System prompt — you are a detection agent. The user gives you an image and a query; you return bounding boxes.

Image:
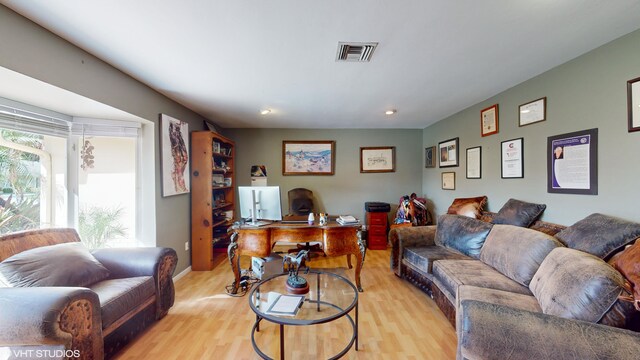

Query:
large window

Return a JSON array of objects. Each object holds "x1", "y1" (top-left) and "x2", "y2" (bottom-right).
[{"x1": 0, "y1": 101, "x2": 154, "y2": 248}]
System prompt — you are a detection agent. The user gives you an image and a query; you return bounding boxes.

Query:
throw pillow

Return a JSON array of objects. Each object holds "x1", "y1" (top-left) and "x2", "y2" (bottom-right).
[
  {"x1": 555, "y1": 213, "x2": 640, "y2": 260},
  {"x1": 435, "y1": 214, "x2": 493, "y2": 259},
  {"x1": 530, "y1": 247, "x2": 625, "y2": 324},
  {"x1": 447, "y1": 196, "x2": 487, "y2": 219},
  {"x1": 0, "y1": 242, "x2": 110, "y2": 287},
  {"x1": 613, "y1": 240, "x2": 640, "y2": 310},
  {"x1": 492, "y1": 198, "x2": 546, "y2": 227}
]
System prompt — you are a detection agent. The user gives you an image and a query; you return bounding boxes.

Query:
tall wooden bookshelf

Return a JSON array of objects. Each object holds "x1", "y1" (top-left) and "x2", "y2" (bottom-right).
[{"x1": 191, "y1": 131, "x2": 235, "y2": 271}]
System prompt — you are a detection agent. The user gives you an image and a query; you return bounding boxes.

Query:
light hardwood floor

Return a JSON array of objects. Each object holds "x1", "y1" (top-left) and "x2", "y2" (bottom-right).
[{"x1": 114, "y1": 248, "x2": 457, "y2": 359}]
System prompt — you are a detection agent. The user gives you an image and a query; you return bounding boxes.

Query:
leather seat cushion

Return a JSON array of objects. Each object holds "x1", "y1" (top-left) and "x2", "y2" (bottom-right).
[
  {"x1": 90, "y1": 276, "x2": 155, "y2": 329},
  {"x1": 404, "y1": 246, "x2": 471, "y2": 274},
  {"x1": 456, "y1": 285, "x2": 542, "y2": 314},
  {"x1": 433, "y1": 260, "x2": 531, "y2": 301}
]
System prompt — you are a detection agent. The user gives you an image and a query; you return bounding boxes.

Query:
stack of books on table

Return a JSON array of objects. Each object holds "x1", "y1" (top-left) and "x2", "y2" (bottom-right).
[{"x1": 336, "y1": 215, "x2": 359, "y2": 225}]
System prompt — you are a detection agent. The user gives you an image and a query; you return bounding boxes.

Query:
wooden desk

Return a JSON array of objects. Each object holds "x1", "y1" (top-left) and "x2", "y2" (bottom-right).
[{"x1": 228, "y1": 220, "x2": 366, "y2": 294}]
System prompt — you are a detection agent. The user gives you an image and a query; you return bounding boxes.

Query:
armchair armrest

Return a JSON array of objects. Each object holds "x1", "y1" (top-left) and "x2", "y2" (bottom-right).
[
  {"x1": 457, "y1": 299, "x2": 640, "y2": 360},
  {"x1": 0, "y1": 287, "x2": 103, "y2": 360},
  {"x1": 92, "y1": 247, "x2": 178, "y2": 319},
  {"x1": 389, "y1": 225, "x2": 436, "y2": 276}
]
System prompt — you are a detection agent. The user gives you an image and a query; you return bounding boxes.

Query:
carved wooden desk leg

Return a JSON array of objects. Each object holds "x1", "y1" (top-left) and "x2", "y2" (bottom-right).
[
  {"x1": 355, "y1": 230, "x2": 367, "y2": 292},
  {"x1": 227, "y1": 231, "x2": 240, "y2": 294},
  {"x1": 346, "y1": 254, "x2": 352, "y2": 269}
]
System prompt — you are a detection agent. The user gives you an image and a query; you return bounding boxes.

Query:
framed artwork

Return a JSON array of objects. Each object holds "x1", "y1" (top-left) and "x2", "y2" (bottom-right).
[
  {"x1": 425, "y1": 146, "x2": 436, "y2": 168},
  {"x1": 438, "y1": 137, "x2": 459, "y2": 168},
  {"x1": 480, "y1": 104, "x2": 499, "y2": 136},
  {"x1": 628, "y1": 77, "x2": 640, "y2": 132},
  {"x1": 360, "y1": 146, "x2": 395, "y2": 173},
  {"x1": 519, "y1": 97, "x2": 546, "y2": 126},
  {"x1": 466, "y1": 146, "x2": 481, "y2": 179},
  {"x1": 160, "y1": 114, "x2": 190, "y2": 197},
  {"x1": 282, "y1": 140, "x2": 335, "y2": 175},
  {"x1": 441, "y1": 172, "x2": 455, "y2": 190},
  {"x1": 501, "y1": 138, "x2": 524, "y2": 179},
  {"x1": 547, "y1": 128, "x2": 598, "y2": 195}
]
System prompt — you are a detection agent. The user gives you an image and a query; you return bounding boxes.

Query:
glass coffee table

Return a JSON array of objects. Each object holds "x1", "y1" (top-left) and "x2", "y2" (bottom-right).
[{"x1": 248, "y1": 270, "x2": 359, "y2": 360}]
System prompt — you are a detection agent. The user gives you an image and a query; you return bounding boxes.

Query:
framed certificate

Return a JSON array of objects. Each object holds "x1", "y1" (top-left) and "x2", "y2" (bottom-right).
[
  {"x1": 442, "y1": 172, "x2": 455, "y2": 190},
  {"x1": 466, "y1": 146, "x2": 481, "y2": 179},
  {"x1": 547, "y1": 128, "x2": 598, "y2": 195},
  {"x1": 628, "y1": 77, "x2": 640, "y2": 132},
  {"x1": 480, "y1": 104, "x2": 499, "y2": 136},
  {"x1": 519, "y1": 97, "x2": 546, "y2": 126},
  {"x1": 501, "y1": 138, "x2": 524, "y2": 179}
]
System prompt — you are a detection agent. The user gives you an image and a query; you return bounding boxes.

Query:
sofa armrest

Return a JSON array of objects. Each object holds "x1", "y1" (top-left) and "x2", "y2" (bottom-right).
[
  {"x1": 457, "y1": 299, "x2": 640, "y2": 360},
  {"x1": 0, "y1": 287, "x2": 103, "y2": 360},
  {"x1": 389, "y1": 225, "x2": 436, "y2": 276},
  {"x1": 92, "y1": 247, "x2": 178, "y2": 319}
]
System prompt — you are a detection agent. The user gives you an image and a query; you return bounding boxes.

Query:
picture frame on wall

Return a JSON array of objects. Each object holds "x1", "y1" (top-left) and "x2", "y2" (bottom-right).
[
  {"x1": 547, "y1": 128, "x2": 598, "y2": 195},
  {"x1": 360, "y1": 146, "x2": 395, "y2": 173},
  {"x1": 282, "y1": 140, "x2": 335, "y2": 175},
  {"x1": 466, "y1": 146, "x2": 481, "y2": 179},
  {"x1": 425, "y1": 146, "x2": 436, "y2": 168},
  {"x1": 438, "y1": 137, "x2": 459, "y2": 168},
  {"x1": 501, "y1": 138, "x2": 524, "y2": 179},
  {"x1": 480, "y1": 104, "x2": 499, "y2": 136},
  {"x1": 628, "y1": 77, "x2": 640, "y2": 132},
  {"x1": 160, "y1": 114, "x2": 190, "y2": 197},
  {"x1": 519, "y1": 97, "x2": 546, "y2": 126},
  {"x1": 441, "y1": 172, "x2": 455, "y2": 190}
]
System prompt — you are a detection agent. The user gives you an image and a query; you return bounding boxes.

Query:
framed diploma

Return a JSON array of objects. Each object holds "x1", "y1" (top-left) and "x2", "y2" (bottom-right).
[
  {"x1": 628, "y1": 77, "x2": 640, "y2": 132},
  {"x1": 480, "y1": 104, "x2": 499, "y2": 136},
  {"x1": 519, "y1": 97, "x2": 546, "y2": 126},
  {"x1": 442, "y1": 172, "x2": 455, "y2": 190},
  {"x1": 501, "y1": 138, "x2": 523, "y2": 179},
  {"x1": 547, "y1": 128, "x2": 598, "y2": 195},
  {"x1": 466, "y1": 146, "x2": 481, "y2": 179},
  {"x1": 438, "y1": 137, "x2": 459, "y2": 168}
]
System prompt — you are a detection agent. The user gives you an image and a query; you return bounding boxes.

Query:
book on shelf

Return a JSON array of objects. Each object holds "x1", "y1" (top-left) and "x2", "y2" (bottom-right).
[{"x1": 336, "y1": 215, "x2": 359, "y2": 225}]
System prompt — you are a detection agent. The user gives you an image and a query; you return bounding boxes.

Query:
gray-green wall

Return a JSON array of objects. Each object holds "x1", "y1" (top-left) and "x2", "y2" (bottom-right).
[
  {"x1": 0, "y1": 5, "x2": 209, "y2": 273},
  {"x1": 423, "y1": 28, "x2": 640, "y2": 225},
  {"x1": 225, "y1": 128, "x2": 423, "y2": 221}
]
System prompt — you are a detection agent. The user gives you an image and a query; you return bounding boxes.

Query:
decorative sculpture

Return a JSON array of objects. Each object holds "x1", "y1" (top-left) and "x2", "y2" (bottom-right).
[{"x1": 283, "y1": 250, "x2": 310, "y2": 294}]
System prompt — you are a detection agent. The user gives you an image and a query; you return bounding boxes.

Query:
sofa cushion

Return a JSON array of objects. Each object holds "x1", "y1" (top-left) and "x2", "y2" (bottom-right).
[
  {"x1": 555, "y1": 213, "x2": 640, "y2": 260},
  {"x1": 530, "y1": 247, "x2": 625, "y2": 323},
  {"x1": 90, "y1": 276, "x2": 155, "y2": 330},
  {"x1": 480, "y1": 225, "x2": 564, "y2": 286},
  {"x1": 446, "y1": 196, "x2": 487, "y2": 219},
  {"x1": 404, "y1": 246, "x2": 472, "y2": 274},
  {"x1": 457, "y1": 285, "x2": 542, "y2": 314},
  {"x1": 0, "y1": 242, "x2": 110, "y2": 287},
  {"x1": 433, "y1": 260, "x2": 531, "y2": 301},
  {"x1": 435, "y1": 215, "x2": 493, "y2": 259},
  {"x1": 492, "y1": 199, "x2": 546, "y2": 227}
]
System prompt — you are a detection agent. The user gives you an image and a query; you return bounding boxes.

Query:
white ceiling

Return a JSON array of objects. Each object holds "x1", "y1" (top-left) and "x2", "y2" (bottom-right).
[{"x1": 3, "y1": 0, "x2": 640, "y2": 129}]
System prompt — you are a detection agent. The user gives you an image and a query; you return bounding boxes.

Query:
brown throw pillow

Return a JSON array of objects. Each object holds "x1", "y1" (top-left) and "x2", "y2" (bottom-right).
[
  {"x1": 447, "y1": 196, "x2": 487, "y2": 219},
  {"x1": 613, "y1": 240, "x2": 640, "y2": 310},
  {"x1": 492, "y1": 198, "x2": 546, "y2": 228},
  {"x1": 0, "y1": 242, "x2": 110, "y2": 287}
]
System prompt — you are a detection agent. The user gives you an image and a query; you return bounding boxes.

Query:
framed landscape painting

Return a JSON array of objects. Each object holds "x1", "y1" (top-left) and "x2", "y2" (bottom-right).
[
  {"x1": 160, "y1": 114, "x2": 190, "y2": 197},
  {"x1": 282, "y1": 140, "x2": 335, "y2": 175}
]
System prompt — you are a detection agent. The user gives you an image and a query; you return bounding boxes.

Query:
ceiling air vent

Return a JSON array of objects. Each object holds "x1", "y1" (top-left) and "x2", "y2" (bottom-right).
[{"x1": 336, "y1": 42, "x2": 378, "y2": 62}]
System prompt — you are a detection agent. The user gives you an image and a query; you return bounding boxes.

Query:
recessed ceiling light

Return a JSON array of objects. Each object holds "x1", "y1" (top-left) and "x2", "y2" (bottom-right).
[
  {"x1": 260, "y1": 109, "x2": 271, "y2": 115},
  {"x1": 385, "y1": 109, "x2": 397, "y2": 115}
]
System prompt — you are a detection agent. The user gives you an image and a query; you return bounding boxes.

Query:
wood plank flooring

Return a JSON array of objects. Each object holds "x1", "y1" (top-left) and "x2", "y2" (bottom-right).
[{"x1": 114, "y1": 248, "x2": 457, "y2": 359}]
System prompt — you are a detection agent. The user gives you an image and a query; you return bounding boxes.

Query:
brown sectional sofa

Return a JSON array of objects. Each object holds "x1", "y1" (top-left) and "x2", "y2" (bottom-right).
[
  {"x1": 0, "y1": 228, "x2": 178, "y2": 359},
  {"x1": 390, "y1": 211, "x2": 640, "y2": 360}
]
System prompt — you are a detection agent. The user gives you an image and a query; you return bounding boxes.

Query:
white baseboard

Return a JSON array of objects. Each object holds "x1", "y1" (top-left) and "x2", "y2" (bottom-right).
[{"x1": 173, "y1": 266, "x2": 191, "y2": 282}]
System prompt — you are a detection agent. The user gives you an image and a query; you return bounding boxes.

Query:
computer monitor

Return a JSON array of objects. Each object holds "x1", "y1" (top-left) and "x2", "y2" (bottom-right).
[{"x1": 238, "y1": 186, "x2": 283, "y2": 226}]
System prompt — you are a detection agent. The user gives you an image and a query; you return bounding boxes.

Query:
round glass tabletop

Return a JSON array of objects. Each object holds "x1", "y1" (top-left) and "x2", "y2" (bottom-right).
[{"x1": 249, "y1": 270, "x2": 358, "y2": 325}]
